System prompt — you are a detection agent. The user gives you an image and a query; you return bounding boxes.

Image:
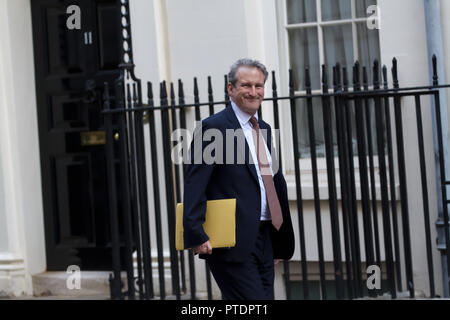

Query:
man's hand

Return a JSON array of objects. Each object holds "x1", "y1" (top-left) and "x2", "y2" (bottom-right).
[
  {"x1": 193, "y1": 241, "x2": 212, "y2": 255},
  {"x1": 274, "y1": 259, "x2": 281, "y2": 266}
]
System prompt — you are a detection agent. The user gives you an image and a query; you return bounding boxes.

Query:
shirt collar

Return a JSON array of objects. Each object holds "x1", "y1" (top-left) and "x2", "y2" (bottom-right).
[{"x1": 230, "y1": 100, "x2": 259, "y2": 127}]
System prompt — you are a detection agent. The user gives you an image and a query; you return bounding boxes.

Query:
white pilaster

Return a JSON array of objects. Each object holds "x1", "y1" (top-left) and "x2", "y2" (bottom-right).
[
  {"x1": 378, "y1": 0, "x2": 443, "y2": 297},
  {"x1": 0, "y1": 0, "x2": 46, "y2": 297}
]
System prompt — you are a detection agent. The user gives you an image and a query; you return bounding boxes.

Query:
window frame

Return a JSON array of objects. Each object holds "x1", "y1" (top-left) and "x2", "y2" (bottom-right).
[
  {"x1": 275, "y1": 0, "x2": 387, "y2": 197},
  {"x1": 283, "y1": 0, "x2": 379, "y2": 94}
]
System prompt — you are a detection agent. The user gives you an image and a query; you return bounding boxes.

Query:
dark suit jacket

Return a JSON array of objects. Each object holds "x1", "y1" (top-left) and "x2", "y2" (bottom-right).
[{"x1": 183, "y1": 105, "x2": 295, "y2": 262}]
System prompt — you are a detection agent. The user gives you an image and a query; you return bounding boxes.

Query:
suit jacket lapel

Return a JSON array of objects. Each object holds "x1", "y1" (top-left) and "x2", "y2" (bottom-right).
[{"x1": 224, "y1": 105, "x2": 259, "y2": 185}]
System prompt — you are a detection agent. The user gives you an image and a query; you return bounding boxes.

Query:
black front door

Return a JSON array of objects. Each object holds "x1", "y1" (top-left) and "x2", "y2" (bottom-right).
[{"x1": 31, "y1": 0, "x2": 123, "y2": 270}]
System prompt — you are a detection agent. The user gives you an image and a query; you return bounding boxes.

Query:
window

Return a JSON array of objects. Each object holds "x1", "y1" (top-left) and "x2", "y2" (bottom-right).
[{"x1": 282, "y1": 0, "x2": 380, "y2": 158}]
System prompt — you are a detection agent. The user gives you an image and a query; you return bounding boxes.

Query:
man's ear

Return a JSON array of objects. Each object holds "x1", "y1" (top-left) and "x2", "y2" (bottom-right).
[{"x1": 227, "y1": 83, "x2": 234, "y2": 97}]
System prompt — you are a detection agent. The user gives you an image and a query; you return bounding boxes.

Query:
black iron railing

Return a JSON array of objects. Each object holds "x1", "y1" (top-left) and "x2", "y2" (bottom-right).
[{"x1": 101, "y1": 54, "x2": 450, "y2": 300}]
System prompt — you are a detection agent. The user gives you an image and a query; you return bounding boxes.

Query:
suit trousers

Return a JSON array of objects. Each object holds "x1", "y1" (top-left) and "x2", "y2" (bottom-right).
[{"x1": 207, "y1": 221, "x2": 275, "y2": 300}]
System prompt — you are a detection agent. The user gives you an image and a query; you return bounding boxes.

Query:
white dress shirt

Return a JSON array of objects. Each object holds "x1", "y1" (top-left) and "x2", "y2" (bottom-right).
[{"x1": 231, "y1": 100, "x2": 273, "y2": 221}]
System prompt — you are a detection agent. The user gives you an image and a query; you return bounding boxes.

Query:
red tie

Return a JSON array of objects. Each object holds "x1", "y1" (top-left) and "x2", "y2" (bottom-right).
[{"x1": 249, "y1": 117, "x2": 283, "y2": 231}]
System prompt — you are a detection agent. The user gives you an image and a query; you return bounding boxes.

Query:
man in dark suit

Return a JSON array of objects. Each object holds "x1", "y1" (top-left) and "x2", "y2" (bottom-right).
[{"x1": 183, "y1": 58, "x2": 295, "y2": 300}]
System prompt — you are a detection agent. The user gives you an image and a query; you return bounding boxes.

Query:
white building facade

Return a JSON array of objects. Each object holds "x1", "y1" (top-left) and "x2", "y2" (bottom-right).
[{"x1": 0, "y1": 0, "x2": 449, "y2": 299}]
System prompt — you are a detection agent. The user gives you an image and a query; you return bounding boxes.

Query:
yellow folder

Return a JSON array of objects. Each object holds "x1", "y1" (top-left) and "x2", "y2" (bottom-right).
[{"x1": 175, "y1": 199, "x2": 236, "y2": 251}]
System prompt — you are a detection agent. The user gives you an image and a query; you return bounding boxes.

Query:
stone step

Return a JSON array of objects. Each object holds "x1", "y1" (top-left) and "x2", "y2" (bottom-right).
[
  {"x1": 31, "y1": 271, "x2": 121, "y2": 298},
  {"x1": 15, "y1": 271, "x2": 214, "y2": 300}
]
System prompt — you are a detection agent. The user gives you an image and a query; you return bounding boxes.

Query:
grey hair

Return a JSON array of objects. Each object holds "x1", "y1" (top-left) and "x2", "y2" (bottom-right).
[{"x1": 228, "y1": 58, "x2": 269, "y2": 86}]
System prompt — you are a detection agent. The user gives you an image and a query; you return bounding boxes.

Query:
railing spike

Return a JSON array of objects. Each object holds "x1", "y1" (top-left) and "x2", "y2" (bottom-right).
[
  {"x1": 305, "y1": 67, "x2": 311, "y2": 91},
  {"x1": 159, "y1": 82, "x2": 163, "y2": 100},
  {"x1": 362, "y1": 66, "x2": 369, "y2": 90},
  {"x1": 162, "y1": 81, "x2": 168, "y2": 100},
  {"x1": 342, "y1": 67, "x2": 348, "y2": 91},
  {"x1": 194, "y1": 77, "x2": 199, "y2": 96},
  {"x1": 335, "y1": 64, "x2": 342, "y2": 91},
  {"x1": 178, "y1": 79, "x2": 185, "y2": 102},
  {"x1": 373, "y1": 60, "x2": 380, "y2": 88},
  {"x1": 432, "y1": 54, "x2": 439, "y2": 86},
  {"x1": 392, "y1": 57, "x2": 399, "y2": 88},
  {"x1": 321, "y1": 64, "x2": 328, "y2": 88},
  {"x1": 147, "y1": 81, "x2": 153, "y2": 99},
  {"x1": 333, "y1": 66, "x2": 337, "y2": 88},
  {"x1": 170, "y1": 82, "x2": 175, "y2": 100},
  {"x1": 179, "y1": 81, "x2": 186, "y2": 109},
  {"x1": 289, "y1": 69, "x2": 294, "y2": 93},
  {"x1": 208, "y1": 76, "x2": 213, "y2": 94},
  {"x1": 224, "y1": 75, "x2": 229, "y2": 103},
  {"x1": 207, "y1": 76, "x2": 214, "y2": 115},
  {"x1": 353, "y1": 61, "x2": 360, "y2": 86},
  {"x1": 382, "y1": 65, "x2": 388, "y2": 89},
  {"x1": 272, "y1": 71, "x2": 277, "y2": 91}
]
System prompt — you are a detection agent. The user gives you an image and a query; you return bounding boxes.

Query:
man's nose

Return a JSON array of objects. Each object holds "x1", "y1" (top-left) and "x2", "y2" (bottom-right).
[{"x1": 249, "y1": 86, "x2": 257, "y2": 96}]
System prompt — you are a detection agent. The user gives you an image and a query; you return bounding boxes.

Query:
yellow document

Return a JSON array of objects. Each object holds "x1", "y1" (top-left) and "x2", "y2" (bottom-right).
[{"x1": 176, "y1": 199, "x2": 236, "y2": 251}]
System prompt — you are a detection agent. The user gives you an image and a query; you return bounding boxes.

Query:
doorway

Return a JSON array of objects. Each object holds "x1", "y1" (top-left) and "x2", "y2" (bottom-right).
[{"x1": 31, "y1": 0, "x2": 124, "y2": 270}]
